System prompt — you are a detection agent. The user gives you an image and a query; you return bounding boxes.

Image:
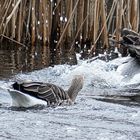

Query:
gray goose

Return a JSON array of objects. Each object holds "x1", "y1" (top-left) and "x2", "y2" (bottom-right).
[
  {"x1": 109, "y1": 28, "x2": 140, "y2": 59},
  {"x1": 8, "y1": 75, "x2": 84, "y2": 107}
]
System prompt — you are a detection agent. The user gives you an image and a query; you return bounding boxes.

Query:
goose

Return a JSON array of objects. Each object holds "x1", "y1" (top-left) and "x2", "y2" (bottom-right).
[
  {"x1": 8, "y1": 75, "x2": 84, "y2": 108},
  {"x1": 120, "y1": 34, "x2": 140, "y2": 58},
  {"x1": 109, "y1": 28, "x2": 140, "y2": 58}
]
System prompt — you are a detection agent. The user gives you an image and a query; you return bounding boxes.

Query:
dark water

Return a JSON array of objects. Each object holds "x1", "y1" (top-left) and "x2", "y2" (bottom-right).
[
  {"x1": 0, "y1": 45, "x2": 49, "y2": 79},
  {"x1": 0, "y1": 44, "x2": 77, "y2": 79}
]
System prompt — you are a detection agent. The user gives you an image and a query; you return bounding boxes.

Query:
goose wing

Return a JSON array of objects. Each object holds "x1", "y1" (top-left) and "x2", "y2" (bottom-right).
[
  {"x1": 123, "y1": 36, "x2": 135, "y2": 44},
  {"x1": 13, "y1": 82, "x2": 69, "y2": 105}
]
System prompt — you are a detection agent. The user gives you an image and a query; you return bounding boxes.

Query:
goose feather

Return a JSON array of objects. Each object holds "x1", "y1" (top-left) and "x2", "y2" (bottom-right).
[{"x1": 8, "y1": 75, "x2": 84, "y2": 107}]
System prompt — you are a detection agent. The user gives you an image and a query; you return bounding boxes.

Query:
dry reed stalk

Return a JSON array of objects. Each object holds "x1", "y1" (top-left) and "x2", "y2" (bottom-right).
[
  {"x1": 124, "y1": 0, "x2": 131, "y2": 28},
  {"x1": 66, "y1": 0, "x2": 72, "y2": 37},
  {"x1": 88, "y1": 0, "x2": 95, "y2": 35},
  {"x1": 11, "y1": 0, "x2": 16, "y2": 39},
  {"x1": 50, "y1": 0, "x2": 60, "y2": 41},
  {"x1": 49, "y1": 0, "x2": 61, "y2": 64},
  {"x1": 21, "y1": 0, "x2": 28, "y2": 39},
  {"x1": 90, "y1": 0, "x2": 100, "y2": 53},
  {"x1": 90, "y1": 0, "x2": 117, "y2": 54},
  {"x1": 56, "y1": 0, "x2": 80, "y2": 49},
  {"x1": 31, "y1": 0, "x2": 36, "y2": 45},
  {"x1": 70, "y1": 14, "x2": 89, "y2": 52},
  {"x1": 0, "y1": 1, "x2": 9, "y2": 22},
  {"x1": 53, "y1": 0, "x2": 61, "y2": 13},
  {"x1": 130, "y1": 0, "x2": 139, "y2": 31},
  {"x1": 0, "y1": 34, "x2": 25, "y2": 47},
  {"x1": 6, "y1": 0, "x2": 21, "y2": 24},
  {"x1": 93, "y1": 0, "x2": 100, "y2": 43},
  {"x1": 17, "y1": 1, "x2": 22, "y2": 42},
  {"x1": 35, "y1": 0, "x2": 39, "y2": 40},
  {"x1": 44, "y1": 0, "x2": 50, "y2": 63},
  {"x1": 48, "y1": 1, "x2": 52, "y2": 40},
  {"x1": 87, "y1": 0, "x2": 96, "y2": 41},
  {"x1": 89, "y1": 0, "x2": 95, "y2": 42},
  {"x1": 107, "y1": 0, "x2": 117, "y2": 31},
  {"x1": 82, "y1": 0, "x2": 90, "y2": 39},
  {"x1": 0, "y1": 0, "x2": 12, "y2": 35},
  {"x1": 26, "y1": 0, "x2": 32, "y2": 38},
  {"x1": 76, "y1": 0, "x2": 84, "y2": 40},
  {"x1": 115, "y1": 0, "x2": 124, "y2": 47},
  {"x1": 0, "y1": 1, "x2": 8, "y2": 29},
  {"x1": 42, "y1": 0, "x2": 47, "y2": 45},
  {"x1": 0, "y1": 1, "x2": 6, "y2": 17},
  {"x1": 2, "y1": 0, "x2": 22, "y2": 39},
  {"x1": 100, "y1": 0, "x2": 109, "y2": 49},
  {"x1": 38, "y1": 0, "x2": 43, "y2": 41},
  {"x1": 89, "y1": 0, "x2": 96, "y2": 27},
  {"x1": 59, "y1": 0, "x2": 64, "y2": 36}
]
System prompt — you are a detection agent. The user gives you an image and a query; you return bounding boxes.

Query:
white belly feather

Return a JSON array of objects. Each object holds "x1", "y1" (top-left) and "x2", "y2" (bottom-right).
[{"x1": 8, "y1": 89, "x2": 47, "y2": 107}]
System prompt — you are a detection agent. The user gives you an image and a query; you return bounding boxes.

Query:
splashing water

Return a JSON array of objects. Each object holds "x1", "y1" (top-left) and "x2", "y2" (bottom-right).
[
  {"x1": 0, "y1": 55, "x2": 140, "y2": 140},
  {"x1": 7, "y1": 55, "x2": 140, "y2": 92}
]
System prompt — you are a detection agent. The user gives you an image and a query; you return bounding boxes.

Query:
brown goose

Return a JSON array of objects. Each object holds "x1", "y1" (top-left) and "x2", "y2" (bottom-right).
[{"x1": 8, "y1": 75, "x2": 84, "y2": 107}]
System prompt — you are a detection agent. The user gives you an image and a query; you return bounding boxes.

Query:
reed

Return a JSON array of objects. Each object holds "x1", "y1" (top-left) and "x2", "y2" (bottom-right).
[
  {"x1": 0, "y1": 0, "x2": 140, "y2": 63},
  {"x1": 31, "y1": 0, "x2": 35, "y2": 45},
  {"x1": 100, "y1": 0, "x2": 109, "y2": 49},
  {"x1": 115, "y1": 0, "x2": 123, "y2": 48},
  {"x1": 91, "y1": 0, "x2": 100, "y2": 54},
  {"x1": 130, "y1": 0, "x2": 139, "y2": 31}
]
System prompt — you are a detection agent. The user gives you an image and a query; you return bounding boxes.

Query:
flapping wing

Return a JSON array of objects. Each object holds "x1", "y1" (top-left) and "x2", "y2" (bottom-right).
[
  {"x1": 37, "y1": 84, "x2": 69, "y2": 105},
  {"x1": 22, "y1": 82, "x2": 43, "y2": 92},
  {"x1": 19, "y1": 82, "x2": 69, "y2": 105}
]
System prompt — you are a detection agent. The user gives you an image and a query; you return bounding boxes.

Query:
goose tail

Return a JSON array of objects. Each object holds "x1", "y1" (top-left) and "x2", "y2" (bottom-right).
[{"x1": 67, "y1": 75, "x2": 84, "y2": 102}]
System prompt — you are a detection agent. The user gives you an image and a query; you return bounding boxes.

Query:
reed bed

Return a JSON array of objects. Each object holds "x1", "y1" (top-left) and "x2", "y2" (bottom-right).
[{"x1": 0, "y1": 0, "x2": 140, "y2": 63}]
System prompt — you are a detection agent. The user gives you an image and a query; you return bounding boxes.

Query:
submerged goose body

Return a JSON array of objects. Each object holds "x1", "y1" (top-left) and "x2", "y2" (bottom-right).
[{"x1": 8, "y1": 75, "x2": 84, "y2": 107}]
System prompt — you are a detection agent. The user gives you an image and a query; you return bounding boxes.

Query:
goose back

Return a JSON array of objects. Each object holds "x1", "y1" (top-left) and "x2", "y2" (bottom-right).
[{"x1": 12, "y1": 82, "x2": 70, "y2": 106}]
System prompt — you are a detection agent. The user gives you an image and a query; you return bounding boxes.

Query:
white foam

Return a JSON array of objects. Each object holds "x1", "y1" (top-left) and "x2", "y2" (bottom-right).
[{"x1": 1, "y1": 55, "x2": 140, "y2": 97}]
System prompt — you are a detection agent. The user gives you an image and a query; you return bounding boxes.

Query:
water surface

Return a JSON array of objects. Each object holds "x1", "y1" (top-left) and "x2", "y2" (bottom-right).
[{"x1": 0, "y1": 55, "x2": 140, "y2": 140}]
